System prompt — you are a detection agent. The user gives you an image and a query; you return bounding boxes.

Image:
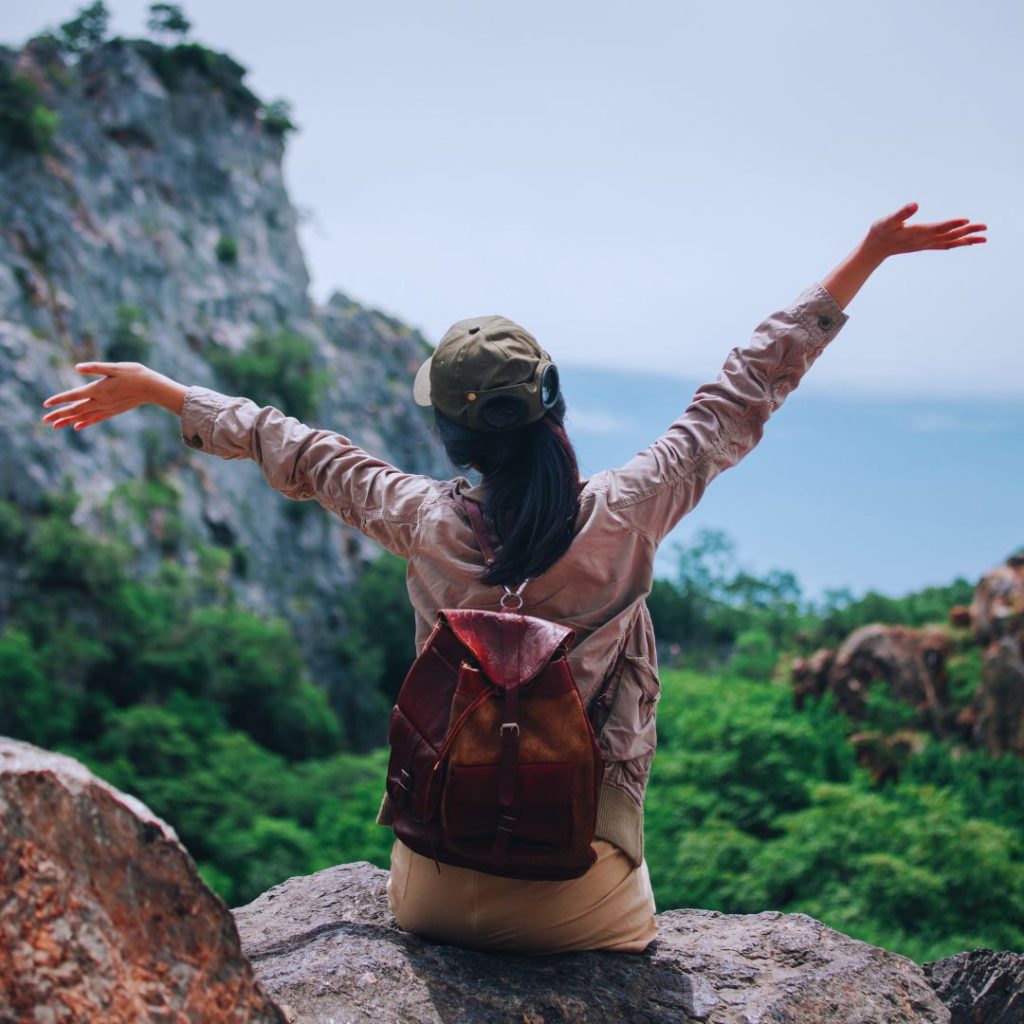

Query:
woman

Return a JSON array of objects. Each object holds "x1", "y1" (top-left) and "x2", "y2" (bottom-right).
[{"x1": 40, "y1": 202, "x2": 986, "y2": 954}]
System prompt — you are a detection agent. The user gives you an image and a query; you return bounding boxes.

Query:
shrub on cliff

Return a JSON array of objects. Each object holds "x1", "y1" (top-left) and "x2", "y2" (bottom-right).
[
  {"x1": 206, "y1": 327, "x2": 331, "y2": 423},
  {"x1": 0, "y1": 63, "x2": 60, "y2": 155}
]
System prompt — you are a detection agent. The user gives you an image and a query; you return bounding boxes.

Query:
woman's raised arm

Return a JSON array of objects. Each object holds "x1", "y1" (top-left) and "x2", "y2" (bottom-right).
[
  {"x1": 600, "y1": 202, "x2": 987, "y2": 546},
  {"x1": 41, "y1": 367, "x2": 438, "y2": 558}
]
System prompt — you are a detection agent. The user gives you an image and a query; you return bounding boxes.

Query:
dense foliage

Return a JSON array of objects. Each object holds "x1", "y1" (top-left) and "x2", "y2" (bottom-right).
[
  {"x1": 205, "y1": 326, "x2": 332, "y2": 423},
  {"x1": 648, "y1": 526, "x2": 976, "y2": 676},
  {"x1": 2, "y1": 488, "x2": 1022, "y2": 961}
]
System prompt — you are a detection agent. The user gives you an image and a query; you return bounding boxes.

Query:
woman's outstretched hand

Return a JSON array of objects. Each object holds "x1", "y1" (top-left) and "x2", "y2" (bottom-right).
[
  {"x1": 821, "y1": 201, "x2": 987, "y2": 310},
  {"x1": 40, "y1": 361, "x2": 185, "y2": 432},
  {"x1": 863, "y1": 201, "x2": 987, "y2": 259}
]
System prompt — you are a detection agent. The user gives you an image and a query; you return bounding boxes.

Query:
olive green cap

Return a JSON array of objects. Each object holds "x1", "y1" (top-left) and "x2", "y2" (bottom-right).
[{"x1": 413, "y1": 315, "x2": 561, "y2": 432}]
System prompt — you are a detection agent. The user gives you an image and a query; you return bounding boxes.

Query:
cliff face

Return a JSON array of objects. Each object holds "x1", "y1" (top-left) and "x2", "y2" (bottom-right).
[{"x1": 0, "y1": 33, "x2": 448, "y2": 700}]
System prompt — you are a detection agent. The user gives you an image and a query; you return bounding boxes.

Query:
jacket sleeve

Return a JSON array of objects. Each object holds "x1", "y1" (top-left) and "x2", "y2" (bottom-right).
[
  {"x1": 179, "y1": 386, "x2": 437, "y2": 558},
  {"x1": 602, "y1": 281, "x2": 849, "y2": 544}
]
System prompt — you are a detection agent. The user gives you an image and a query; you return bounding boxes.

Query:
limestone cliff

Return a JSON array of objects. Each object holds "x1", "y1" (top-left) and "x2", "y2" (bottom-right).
[{"x1": 0, "y1": 30, "x2": 448, "y2": 707}]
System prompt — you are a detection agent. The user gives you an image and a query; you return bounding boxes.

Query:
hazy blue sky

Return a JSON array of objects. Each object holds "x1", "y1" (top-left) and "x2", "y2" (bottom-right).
[
  {"x1": 8, "y1": 2, "x2": 1022, "y2": 601},
  {"x1": 12, "y1": 0, "x2": 1021, "y2": 396}
]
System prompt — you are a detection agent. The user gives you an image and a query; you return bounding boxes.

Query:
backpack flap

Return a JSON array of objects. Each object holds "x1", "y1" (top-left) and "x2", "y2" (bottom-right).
[{"x1": 440, "y1": 608, "x2": 575, "y2": 689}]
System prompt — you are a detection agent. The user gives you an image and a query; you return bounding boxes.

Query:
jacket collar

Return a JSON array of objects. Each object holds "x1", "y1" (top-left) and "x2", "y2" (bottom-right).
[{"x1": 454, "y1": 477, "x2": 486, "y2": 503}]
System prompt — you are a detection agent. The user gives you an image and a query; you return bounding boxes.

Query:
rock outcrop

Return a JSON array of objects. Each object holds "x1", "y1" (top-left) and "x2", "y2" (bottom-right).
[
  {"x1": 965, "y1": 552, "x2": 1024, "y2": 757},
  {"x1": 921, "y1": 949, "x2": 1024, "y2": 1024},
  {"x1": 791, "y1": 552, "x2": 1024, "y2": 766},
  {"x1": 0, "y1": 30, "x2": 448, "y2": 714},
  {"x1": 0, "y1": 737, "x2": 285, "y2": 1022},
  {"x1": 791, "y1": 623, "x2": 953, "y2": 729},
  {"x1": 9, "y1": 735, "x2": 1024, "y2": 1024}
]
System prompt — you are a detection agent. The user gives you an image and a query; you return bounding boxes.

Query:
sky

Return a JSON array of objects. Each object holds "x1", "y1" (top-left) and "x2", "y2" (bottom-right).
[{"x1": 6, "y1": 0, "x2": 1022, "y2": 602}]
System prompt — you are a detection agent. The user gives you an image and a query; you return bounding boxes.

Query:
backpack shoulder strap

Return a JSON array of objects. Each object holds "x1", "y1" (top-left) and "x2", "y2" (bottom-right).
[{"x1": 457, "y1": 491, "x2": 498, "y2": 568}]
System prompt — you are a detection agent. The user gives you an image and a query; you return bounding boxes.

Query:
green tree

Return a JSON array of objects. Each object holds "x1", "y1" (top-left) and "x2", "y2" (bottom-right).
[
  {"x1": 147, "y1": 3, "x2": 191, "y2": 37},
  {"x1": 215, "y1": 233, "x2": 238, "y2": 264},
  {"x1": 0, "y1": 628, "x2": 75, "y2": 746},
  {"x1": 259, "y1": 98, "x2": 298, "y2": 138},
  {"x1": 57, "y1": 1, "x2": 110, "y2": 55},
  {"x1": 333, "y1": 551, "x2": 417, "y2": 748},
  {"x1": 105, "y1": 304, "x2": 152, "y2": 363}
]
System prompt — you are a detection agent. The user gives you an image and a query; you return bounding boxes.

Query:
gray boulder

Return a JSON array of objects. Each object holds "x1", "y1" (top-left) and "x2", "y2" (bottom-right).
[{"x1": 233, "y1": 862, "x2": 949, "y2": 1024}]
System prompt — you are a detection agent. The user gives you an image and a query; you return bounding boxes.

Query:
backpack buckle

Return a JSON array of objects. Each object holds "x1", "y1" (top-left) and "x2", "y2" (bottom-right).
[{"x1": 500, "y1": 722, "x2": 520, "y2": 744}]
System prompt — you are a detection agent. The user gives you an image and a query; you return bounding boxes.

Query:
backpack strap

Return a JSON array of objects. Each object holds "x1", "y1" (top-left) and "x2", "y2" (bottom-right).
[
  {"x1": 457, "y1": 491, "x2": 498, "y2": 568},
  {"x1": 458, "y1": 493, "x2": 531, "y2": 606}
]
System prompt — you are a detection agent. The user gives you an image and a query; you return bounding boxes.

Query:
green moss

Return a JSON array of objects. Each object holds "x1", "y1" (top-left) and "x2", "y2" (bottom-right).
[{"x1": 215, "y1": 234, "x2": 238, "y2": 265}]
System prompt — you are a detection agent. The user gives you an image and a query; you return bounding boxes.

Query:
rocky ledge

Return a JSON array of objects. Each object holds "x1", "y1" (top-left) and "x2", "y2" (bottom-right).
[{"x1": 2, "y1": 736, "x2": 1022, "y2": 1024}]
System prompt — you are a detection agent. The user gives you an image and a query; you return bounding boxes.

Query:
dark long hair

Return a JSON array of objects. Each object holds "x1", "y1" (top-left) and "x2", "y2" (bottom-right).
[{"x1": 434, "y1": 393, "x2": 582, "y2": 587}]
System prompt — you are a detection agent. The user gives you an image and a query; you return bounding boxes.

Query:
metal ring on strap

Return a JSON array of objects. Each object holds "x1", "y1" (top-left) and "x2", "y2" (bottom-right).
[{"x1": 500, "y1": 579, "x2": 530, "y2": 611}]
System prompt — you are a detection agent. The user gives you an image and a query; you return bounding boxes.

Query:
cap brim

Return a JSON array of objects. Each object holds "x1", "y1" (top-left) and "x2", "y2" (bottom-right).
[{"x1": 412, "y1": 354, "x2": 434, "y2": 407}]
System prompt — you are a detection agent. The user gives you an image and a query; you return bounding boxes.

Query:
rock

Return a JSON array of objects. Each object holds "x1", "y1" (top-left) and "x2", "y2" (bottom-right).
[
  {"x1": 967, "y1": 552, "x2": 1024, "y2": 757},
  {"x1": 0, "y1": 737, "x2": 286, "y2": 1023},
  {"x1": 921, "y1": 949, "x2": 1024, "y2": 1024},
  {"x1": 232, "y1": 861, "x2": 950, "y2": 1024},
  {"x1": 791, "y1": 552, "x2": 1024, "y2": 764},
  {"x1": 791, "y1": 623, "x2": 954, "y2": 735}
]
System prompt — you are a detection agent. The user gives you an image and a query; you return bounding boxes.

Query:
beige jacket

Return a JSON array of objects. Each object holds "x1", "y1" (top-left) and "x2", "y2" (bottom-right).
[{"x1": 179, "y1": 281, "x2": 849, "y2": 867}]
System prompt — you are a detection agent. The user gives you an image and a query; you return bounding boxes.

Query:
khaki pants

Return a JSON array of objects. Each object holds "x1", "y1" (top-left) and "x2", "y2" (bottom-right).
[{"x1": 387, "y1": 837, "x2": 658, "y2": 955}]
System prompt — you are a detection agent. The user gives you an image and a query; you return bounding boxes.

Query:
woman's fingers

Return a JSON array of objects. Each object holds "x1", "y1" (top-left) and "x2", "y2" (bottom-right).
[
  {"x1": 42, "y1": 362, "x2": 125, "y2": 409},
  {"x1": 74, "y1": 362, "x2": 122, "y2": 375},
  {"x1": 931, "y1": 234, "x2": 987, "y2": 250},
  {"x1": 41, "y1": 398, "x2": 100, "y2": 426},
  {"x1": 885, "y1": 201, "x2": 919, "y2": 223},
  {"x1": 41, "y1": 361, "x2": 154, "y2": 433},
  {"x1": 46, "y1": 404, "x2": 96, "y2": 429},
  {"x1": 922, "y1": 222, "x2": 987, "y2": 244},
  {"x1": 47, "y1": 401, "x2": 125, "y2": 430},
  {"x1": 915, "y1": 218, "x2": 979, "y2": 235}
]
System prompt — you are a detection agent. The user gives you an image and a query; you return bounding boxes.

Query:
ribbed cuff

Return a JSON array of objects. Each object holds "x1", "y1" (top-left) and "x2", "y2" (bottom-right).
[{"x1": 594, "y1": 781, "x2": 645, "y2": 868}]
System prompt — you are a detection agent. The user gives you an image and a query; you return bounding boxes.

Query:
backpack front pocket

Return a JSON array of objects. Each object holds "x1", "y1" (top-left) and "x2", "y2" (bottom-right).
[{"x1": 441, "y1": 761, "x2": 574, "y2": 850}]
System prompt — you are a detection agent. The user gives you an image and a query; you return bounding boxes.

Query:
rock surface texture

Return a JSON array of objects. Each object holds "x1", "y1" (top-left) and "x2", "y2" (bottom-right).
[
  {"x1": 233, "y1": 861, "x2": 950, "y2": 1024},
  {"x1": 5, "y1": 736, "x2": 1024, "y2": 1024},
  {"x1": 0, "y1": 737, "x2": 285, "y2": 1023},
  {"x1": 921, "y1": 949, "x2": 1024, "y2": 1024}
]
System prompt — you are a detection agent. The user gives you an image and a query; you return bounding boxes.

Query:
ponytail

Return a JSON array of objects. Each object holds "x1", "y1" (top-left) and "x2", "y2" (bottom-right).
[{"x1": 434, "y1": 394, "x2": 581, "y2": 587}]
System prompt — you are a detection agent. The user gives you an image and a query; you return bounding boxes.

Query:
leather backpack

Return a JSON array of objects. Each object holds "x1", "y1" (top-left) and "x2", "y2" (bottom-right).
[{"x1": 385, "y1": 492, "x2": 605, "y2": 880}]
